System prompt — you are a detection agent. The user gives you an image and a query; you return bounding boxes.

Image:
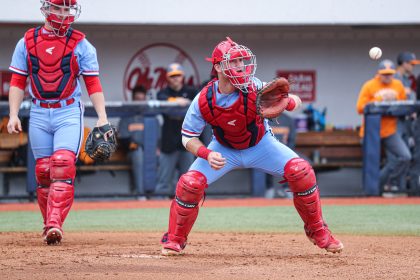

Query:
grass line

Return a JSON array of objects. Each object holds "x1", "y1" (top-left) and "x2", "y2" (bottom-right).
[{"x1": 0, "y1": 205, "x2": 419, "y2": 236}]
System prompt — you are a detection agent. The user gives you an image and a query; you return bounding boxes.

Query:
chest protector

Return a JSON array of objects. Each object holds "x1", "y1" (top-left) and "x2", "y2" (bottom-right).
[
  {"x1": 24, "y1": 27, "x2": 85, "y2": 100},
  {"x1": 198, "y1": 80, "x2": 266, "y2": 150}
]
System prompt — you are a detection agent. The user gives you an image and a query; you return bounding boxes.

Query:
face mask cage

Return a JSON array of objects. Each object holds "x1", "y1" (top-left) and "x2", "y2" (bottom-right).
[
  {"x1": 40, "y1": 0, "x2": 81, "y2": 37},
  {"x1": 220, "y1": 44, "x2": 257, "y2": 93}
]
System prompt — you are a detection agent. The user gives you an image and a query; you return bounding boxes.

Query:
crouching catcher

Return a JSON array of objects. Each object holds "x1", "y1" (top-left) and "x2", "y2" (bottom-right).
[{"x1": 160, "y1": 37, "x2": 343, "y2": 255}]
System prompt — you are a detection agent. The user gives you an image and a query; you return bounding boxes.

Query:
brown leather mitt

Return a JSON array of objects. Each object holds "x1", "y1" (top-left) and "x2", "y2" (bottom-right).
[{"x1": 256, "y1": 77, "x2": 290, "y2": 119}]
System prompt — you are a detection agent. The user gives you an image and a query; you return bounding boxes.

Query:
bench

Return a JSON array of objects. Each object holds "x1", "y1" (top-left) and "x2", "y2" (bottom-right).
[{"x1": 295, "y1": 130, "x2": 363, "y2": 171}]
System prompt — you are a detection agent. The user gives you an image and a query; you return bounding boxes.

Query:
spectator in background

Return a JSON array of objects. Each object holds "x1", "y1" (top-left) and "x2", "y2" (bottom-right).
[
  {"x1": 395, "y1": 52, "x2": 420, "y2": 193},
  {"x1": 417, "y1": 74, "x2": 420, "y2": 100},
  {"x1": 118, "y1": 85, "x2": 153, "y2": 198},
  {"x1": 154, "y1": 63, "x2": 197, "y2": 197},
  {"x1": 395, "y1": 52, "x2": 419, "y2": 100},
  {"x1": 356, "y1": 59, "x2": 411, "y2": 194}
]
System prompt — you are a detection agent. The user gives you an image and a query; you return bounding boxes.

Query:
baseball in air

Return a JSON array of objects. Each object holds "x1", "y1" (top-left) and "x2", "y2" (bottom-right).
[{"x1": 369, "y1": 47, "x2": 382, "y2": 60}]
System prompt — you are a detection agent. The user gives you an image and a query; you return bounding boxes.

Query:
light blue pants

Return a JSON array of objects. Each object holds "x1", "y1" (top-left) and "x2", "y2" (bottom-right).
[
  {"x1": 189, "y1": 132, "x2": 298, "y2": 185},
  {"x1": 29, "y1": 102, "x2": 84, "y2": 159}
]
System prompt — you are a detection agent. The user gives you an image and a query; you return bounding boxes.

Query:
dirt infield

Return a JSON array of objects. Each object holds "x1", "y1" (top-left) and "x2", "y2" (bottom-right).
[
  {"x1": 1, "y1": 198, "x2": 420, "y2": 279},
  {"x1": 1, "y1": 231, "x2": 419, "y2": 280}
]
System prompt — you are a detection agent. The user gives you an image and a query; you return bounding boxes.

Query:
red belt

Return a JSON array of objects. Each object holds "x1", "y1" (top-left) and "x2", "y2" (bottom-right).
[{"x1": 32, "y1": 98, "x2": 75, "y2": 108}]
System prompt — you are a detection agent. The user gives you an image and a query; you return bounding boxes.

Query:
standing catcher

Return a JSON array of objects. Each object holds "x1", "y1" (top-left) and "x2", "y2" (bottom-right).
[
  {"x1": 160, "y1": 37, "x2": 344, "y2": 255},
  {"x1": 7, "y1": 0, "x2": 115, "y2": 245}
]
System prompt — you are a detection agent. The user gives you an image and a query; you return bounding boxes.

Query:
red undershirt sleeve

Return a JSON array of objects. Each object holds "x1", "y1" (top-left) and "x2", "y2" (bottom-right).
[
  {"x1": 83, "y1": 75, "x2": 103, "y2": 96},
  {"x1": 10, "y1": 73, "x2": 27, "y2": 91}
]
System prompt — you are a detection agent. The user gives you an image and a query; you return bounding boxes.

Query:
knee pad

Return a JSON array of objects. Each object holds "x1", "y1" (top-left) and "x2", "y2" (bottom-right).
[
  {"x1": 35, "y1": 157, "x2": 51, "y2": 187},
  {"x1": 50, "y1": 150, "x2": 76, "y2": 183},
  {"x1": 175, "y1": 170, "x2": 208, "y2": 207},
  {"x1": 283, "y1": 158, "x2": 317, "y2": 194}
]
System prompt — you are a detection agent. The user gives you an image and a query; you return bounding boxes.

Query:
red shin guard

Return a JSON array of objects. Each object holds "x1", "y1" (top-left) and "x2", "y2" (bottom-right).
[
  {"x1": 167, "y1": 200, "x2": 200, "y2": 246},
  {"x1": 284, "y1": 158, "x2": 325, "y2": 234},
  {"x1": 45, "y1": 150, "x2": 76, "y2": 230},
  {"x1": 35, "y1": 157, "x2": 51, "y2": 225},
  {"x1": 46, "y1": 182, "x2": 74, "y2": 229},
  {"x1": 165, "y1": 170, "x2": 208, "y2": 246},
  {"x1": 36, "y1": 188, "x2": 50, "y2": 225}
]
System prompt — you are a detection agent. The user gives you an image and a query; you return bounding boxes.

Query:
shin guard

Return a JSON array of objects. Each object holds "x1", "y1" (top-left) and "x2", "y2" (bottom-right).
[
  {"x1": 36, "y1": 188, "x2": 50, "y2": 226},
  {"x1": 35, "y1": 157, "x2": 51, "y2": 225},
  {"x1": 47, "y1": 182, "x2": 74, "y2": 229},
  {"x1": 164, "y1": 170, "x2": 207, "y2": 246},
  {"x1": 284, "y1": 158, "x2": 326, "y2": 241},
  {"x1": 46, "y1": 150, "x2": 76, "y2": 230}
]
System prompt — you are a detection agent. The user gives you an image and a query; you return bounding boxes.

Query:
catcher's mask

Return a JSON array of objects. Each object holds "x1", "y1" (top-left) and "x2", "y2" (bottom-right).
[
  {"x1": 40, "y1": 0, "x2": 81, "y2": 37},
  {"x1": 206, "y1": 37, "x2": 257, "y2": 92}
]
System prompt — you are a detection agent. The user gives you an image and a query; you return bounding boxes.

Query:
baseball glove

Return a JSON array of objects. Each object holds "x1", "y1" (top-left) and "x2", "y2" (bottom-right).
[
  {"x1": 84, "y1": 123, "x2": 118, "y2": 162},
  {"x1": 256, "y1": 77, "x2": 290, "y2": 119}
]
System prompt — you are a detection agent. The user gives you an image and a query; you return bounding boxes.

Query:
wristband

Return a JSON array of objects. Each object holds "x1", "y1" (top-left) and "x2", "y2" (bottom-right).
[{"x1": 197, "y1": 146, "x2": 212, "y2": 160}]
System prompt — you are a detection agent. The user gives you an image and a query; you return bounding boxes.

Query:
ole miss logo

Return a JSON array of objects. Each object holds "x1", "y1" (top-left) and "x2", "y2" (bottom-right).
[{"x1": 123, "y1": 43, "x2": 200, "y2": 101}]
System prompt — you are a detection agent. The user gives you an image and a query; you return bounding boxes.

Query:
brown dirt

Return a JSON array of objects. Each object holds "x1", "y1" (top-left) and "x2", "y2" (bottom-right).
[
  {"x1": 1, "y1": 231, "x2": 419, "y2": 280},
  {"x1": 1, "y1": 198, "x2": 420, "y2": 279}
]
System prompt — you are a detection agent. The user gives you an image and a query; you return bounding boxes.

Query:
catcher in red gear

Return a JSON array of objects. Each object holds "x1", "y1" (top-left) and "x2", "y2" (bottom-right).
[
  {"x1": 160, "y1": 37, "x2": 343, "y2": 256},
  {"x1": 7, "y1": 0, "x2": 111, "y2": 245}
]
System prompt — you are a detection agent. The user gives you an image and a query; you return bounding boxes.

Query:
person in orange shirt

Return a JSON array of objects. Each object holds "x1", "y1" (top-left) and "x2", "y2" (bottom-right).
[{"x1": 356, "y1": 59, "x2": 411, "y2": 193}]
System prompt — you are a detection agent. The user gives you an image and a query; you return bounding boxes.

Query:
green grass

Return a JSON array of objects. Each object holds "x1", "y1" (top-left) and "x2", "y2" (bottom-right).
[{"x1": 1, "y1": 205, "x2": 419, "y2": 236}]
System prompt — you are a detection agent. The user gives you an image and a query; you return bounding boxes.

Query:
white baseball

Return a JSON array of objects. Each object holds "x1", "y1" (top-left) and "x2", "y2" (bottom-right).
[{"x1": 369, "y1": 47, "x2": 382, "y2": 60}]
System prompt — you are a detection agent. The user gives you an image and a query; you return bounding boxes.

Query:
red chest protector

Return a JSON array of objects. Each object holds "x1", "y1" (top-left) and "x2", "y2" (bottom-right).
[
  {"x1": 24, "y1": 27, "x2": 85, "y2": 100},
  {"x1": 198, "y1": 80, "x2": 266, "y2": 150}
]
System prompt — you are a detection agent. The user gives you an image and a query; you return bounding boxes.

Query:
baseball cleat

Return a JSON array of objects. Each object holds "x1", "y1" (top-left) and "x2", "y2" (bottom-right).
[
  {"x1": 160, "y1": 233, "x2": 186, "y2": 256},
  {"x1": 161, "y1": 241, "x2": 185, "y2": 256},
  {"x1": 44, "y1": 227, "x2": 63, "y2": 245},
  {"x1": 305, "y1": 227, "x2": 344, "y2": 253}
]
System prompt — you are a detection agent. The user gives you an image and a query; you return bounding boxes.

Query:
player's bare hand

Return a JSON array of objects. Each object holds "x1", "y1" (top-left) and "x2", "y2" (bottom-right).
[
  {"x1": 7, "y1": 115, "x2": 22, "y2": 134},
  {"x1": 207, "y1": 152, "x2": 226, "y2": 170},
  {"x1": 96, "y1": 118, "x2": 109, "y2": 127}
]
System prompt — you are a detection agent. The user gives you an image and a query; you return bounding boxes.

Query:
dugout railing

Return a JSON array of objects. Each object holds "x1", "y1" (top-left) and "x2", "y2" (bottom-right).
[{"x1": 0, "y1": 101, "x2": 265, "y2": 200}]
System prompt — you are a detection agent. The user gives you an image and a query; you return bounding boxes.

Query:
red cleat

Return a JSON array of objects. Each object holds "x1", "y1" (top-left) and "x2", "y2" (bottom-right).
[
  {"x1": 44, "y1": 227, "x2": 63, "y2": 245},
  {"x1": 305, "y1": 226, "x2": 344, "y2": 253},
  {"x1": 161, "y1": 241, "x2": 185, "y2": 256},
  {"x1": 160, "y1": 232, "x2": 186, "y2": 256}
]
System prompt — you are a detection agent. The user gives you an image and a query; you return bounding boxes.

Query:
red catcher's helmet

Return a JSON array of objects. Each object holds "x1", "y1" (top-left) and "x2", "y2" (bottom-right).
[
  {"x1": 206, "y1": 37, "x2": 257, "y2": 92},
  {"x1": 40, "y1": 0, "x2": 81, "y2": 37}
]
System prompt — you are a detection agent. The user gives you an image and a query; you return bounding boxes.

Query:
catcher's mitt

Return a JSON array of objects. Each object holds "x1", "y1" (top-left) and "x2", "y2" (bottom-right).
[
  {"x1": 256, "y1": 77, "x2": 290, "y2": 119},
  {"x1": 85, "y1": 123, "x2": 118, "y2": 162}
]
